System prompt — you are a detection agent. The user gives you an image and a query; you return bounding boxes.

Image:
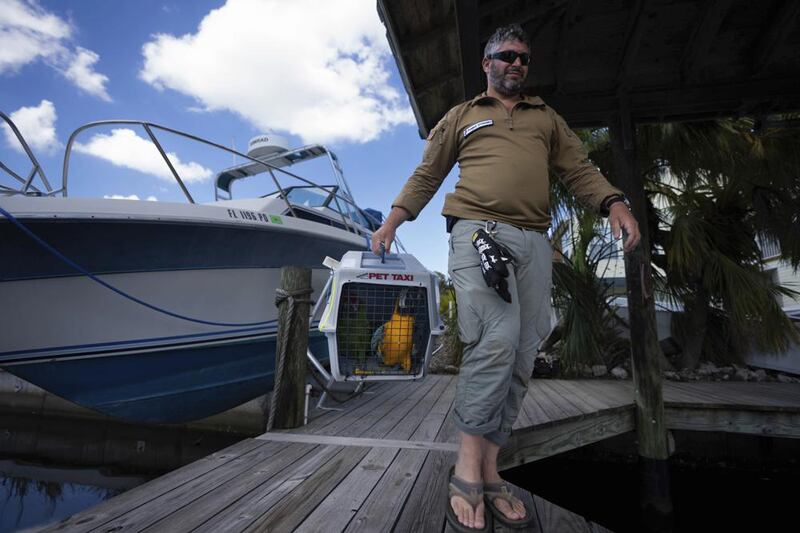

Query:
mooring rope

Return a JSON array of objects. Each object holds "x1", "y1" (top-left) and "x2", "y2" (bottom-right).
[
  {"x1": 0, "y1": 204, "x2": 274, "y2": 327},
  {"x1": 267, "y1": 286, "x2": 314, "y2": 431}
]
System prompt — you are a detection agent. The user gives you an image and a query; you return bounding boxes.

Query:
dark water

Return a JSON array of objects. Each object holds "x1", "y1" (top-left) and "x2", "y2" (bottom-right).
[
  {"x1": 504, "y1": 432, "x2": 799, "y2": 533},
  {"x1": 0, "y1": 410, "x2": 244, "y2": 532},
  {"x1": 0, "y1": 461, "x2": 143, "y2": 532}
]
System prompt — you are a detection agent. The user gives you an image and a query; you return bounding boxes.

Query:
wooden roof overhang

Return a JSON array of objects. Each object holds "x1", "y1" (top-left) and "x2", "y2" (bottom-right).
[{"x1": 377, "y1": 0, "x2": 800, "y2": 136}]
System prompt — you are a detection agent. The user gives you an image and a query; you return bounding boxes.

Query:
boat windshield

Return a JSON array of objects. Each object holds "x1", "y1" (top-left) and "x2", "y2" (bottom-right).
[
  {"x1": 266, "y1": 185, "x2": 335, "y2": 208},
  {"x1": 264, "y1": 185, "x2": 372, "y2": 229}
]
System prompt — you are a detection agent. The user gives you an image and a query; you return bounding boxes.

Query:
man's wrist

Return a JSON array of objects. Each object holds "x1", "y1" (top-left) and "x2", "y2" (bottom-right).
[{"x1": 600, "y1": 194, "x2": 630, "y2": 216}]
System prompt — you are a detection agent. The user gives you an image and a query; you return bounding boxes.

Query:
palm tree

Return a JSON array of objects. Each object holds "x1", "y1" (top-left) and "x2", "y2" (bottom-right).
[
  {"x1": 561, "y1": 118, "x2": 800, "y2": 370},
  {"x1": 550, "y1": 207, "x2": 630, "y2": 375}
]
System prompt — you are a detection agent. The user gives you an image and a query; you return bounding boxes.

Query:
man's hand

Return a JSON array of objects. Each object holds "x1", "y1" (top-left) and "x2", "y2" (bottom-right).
[
  {"x1": 371, "y1": 224, "x2": 396, "y2": 255},
  {"x1": 609, "y1": 202, "x2": 640, "y2": 252},
  {"x1": 370, "y1": 206, "x2": 411, "y2": 255}
]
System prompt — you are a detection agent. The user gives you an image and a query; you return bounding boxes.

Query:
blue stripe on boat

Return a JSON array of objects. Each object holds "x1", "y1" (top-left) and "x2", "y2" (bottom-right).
[{"x1": 0, "y1": 218, "x2": 361, "y2": 280}]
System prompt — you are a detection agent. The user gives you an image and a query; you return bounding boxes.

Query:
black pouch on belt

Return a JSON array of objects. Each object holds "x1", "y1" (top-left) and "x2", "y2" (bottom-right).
[
  {"x1": 445, "y1": 215, "x2": 460, "y2": 233},
  {"x1": 471, "y1": 228, "x2": 513, "y2": 303}
]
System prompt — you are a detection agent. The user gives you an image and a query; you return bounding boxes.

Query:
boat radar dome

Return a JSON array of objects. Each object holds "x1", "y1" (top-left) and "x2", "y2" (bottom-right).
[{"x1": 247, "y1": 134, "x2": 289, "y2": 160}]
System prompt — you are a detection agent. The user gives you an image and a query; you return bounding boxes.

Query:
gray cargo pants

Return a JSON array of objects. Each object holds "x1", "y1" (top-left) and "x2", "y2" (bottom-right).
[{"x1": 448, "y1": 219, "x2": 552, "y2": 446}]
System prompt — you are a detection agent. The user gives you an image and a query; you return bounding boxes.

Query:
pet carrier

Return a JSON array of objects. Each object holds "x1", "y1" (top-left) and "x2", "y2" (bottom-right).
[{"x1": 316, "y1": 250, "x2": 443, "y2": 381}]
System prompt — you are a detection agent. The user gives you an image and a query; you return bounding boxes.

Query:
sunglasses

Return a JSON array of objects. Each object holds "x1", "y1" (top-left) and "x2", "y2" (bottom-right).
[{"x1": 486, "y1": 50, "x2": 531, "y2": 66}]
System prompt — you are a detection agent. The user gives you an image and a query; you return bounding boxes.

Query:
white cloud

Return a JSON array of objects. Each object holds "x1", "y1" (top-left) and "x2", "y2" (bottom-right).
[
  {"x1": 0, "y1": 0, "x2": 111, "y2": 100},
  {"x1": 140, "y1": 0, "x2": 413, "y2": 144},
  {"x1": 64, "y1": 47, "x2": 111, "y2": 101},
  {"x1": 75, "y1": 128, "x2": 212, "y2": 183},
  {"x1": 2, "y1": 99, "x2": 60, "y2": 154},
  {"x1": 103, "y1": 194, "x2": 159, "y2": 201}
]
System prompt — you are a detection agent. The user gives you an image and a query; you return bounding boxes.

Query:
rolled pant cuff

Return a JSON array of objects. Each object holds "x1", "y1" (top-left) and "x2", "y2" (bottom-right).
[
  {"x1": 484, "y1": 429, "x2": 510, "y2": 447},
  {"x1": 454, "y1": 418, "x2": 510, "y2": 446}
]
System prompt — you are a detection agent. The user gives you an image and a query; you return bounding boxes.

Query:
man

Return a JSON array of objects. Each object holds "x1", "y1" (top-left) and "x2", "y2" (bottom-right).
[{"x1": 371, "y1": 24, "x2": 640, "y2": 531}]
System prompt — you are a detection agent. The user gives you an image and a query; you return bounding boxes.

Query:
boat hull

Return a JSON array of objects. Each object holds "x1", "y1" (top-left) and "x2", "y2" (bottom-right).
[
  {"x1": 4, "y1": 333, "x2": 330, "y2": 423},
  {"x1": 0, "y1": 198, "x2": 367, "y2": 422}
]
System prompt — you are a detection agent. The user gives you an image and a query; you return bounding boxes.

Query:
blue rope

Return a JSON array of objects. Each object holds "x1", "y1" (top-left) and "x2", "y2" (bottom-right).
[{"x1": 0, "y1": 204, "x2": 274, "y2": 327}]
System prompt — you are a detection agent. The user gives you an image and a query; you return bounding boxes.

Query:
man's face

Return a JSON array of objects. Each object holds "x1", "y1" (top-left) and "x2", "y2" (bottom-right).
[{"x1": 482, "y1": 39, "x2": 530, "y2": 97}]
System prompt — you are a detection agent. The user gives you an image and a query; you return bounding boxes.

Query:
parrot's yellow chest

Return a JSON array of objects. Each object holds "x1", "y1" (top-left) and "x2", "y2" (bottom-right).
[{"x1": 379, "y1": 312, "x2": 415, "y2": 371}]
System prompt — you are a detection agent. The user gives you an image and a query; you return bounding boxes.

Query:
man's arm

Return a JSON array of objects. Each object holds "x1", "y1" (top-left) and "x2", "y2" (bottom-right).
[
  {"x1": 549, "y1": 110, "x2": 641, "y2": 251},
  {"x1": 371, "y1": 108, "x2": 459, "y2": 254}
]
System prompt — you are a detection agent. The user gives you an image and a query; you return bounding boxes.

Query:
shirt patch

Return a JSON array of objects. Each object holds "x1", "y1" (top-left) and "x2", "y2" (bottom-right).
[{"x1": 463, "y1": 119, "x2": 493, "y2": 138}]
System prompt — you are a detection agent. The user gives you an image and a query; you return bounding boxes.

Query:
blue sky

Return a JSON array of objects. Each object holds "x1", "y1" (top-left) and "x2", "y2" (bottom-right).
[{"x1": 0, "y1": 0, "x2": 457, "y2": 274}]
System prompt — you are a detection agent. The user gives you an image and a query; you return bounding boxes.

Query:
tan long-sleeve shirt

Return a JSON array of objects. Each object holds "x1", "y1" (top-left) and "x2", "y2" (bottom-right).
[{"x1": 392, "y1": 93, "x2": 622, "y2": 231}]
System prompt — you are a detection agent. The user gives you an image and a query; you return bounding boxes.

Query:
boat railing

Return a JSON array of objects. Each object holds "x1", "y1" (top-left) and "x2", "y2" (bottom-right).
[
  {"x1": 59, "y1": 120, "x2": 373, "y2": 237},
  {"x1": 0, "y1": 111, "x2": 56, "y2": 196},
  {"x1": 2, "y1": 115, "x2": 401, "y2": 246}
]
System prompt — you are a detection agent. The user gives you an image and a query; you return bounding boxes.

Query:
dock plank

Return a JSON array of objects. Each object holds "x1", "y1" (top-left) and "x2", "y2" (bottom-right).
[
  {"x1": 140, "y1": 442, "x2": 318, "y2": 532},
  {"x1": 537, "y1": 380, "x2": 586, "y2": 418},
  {"x1": 41, "y1": 438, "x2": 268, "y2": 532},
  {"x1": 665, "y1": 406, "x2": 800, "y2": 438},
  {"x1": 72, "y1": 441, "x2": 294, "y2": 533},
  {"x1": 343, "y1": 448, "x2": 429, "y2": 532},
  {"x1": 393, "y1": 382, "x2": 460, "y2": 532},
  {"x1": 499, "y1": 408, "x2": 635, "y2": 470},
  {"x1": 200, "y1": 443, "x2": 356, "y2": 532},
  {"x1": 577, "y1": 380, "x2": 634, "y2": 407},
  {"x1": 666, "y1": 382, "x2": 798, "y2": 411},
  {"x1": 747, "y1": 382, "x2": 800, "y2": 401},
  {"x1": 296, "y1": 376, "x2": 455, "y2": 532},
  {"x1": 518, "y1": 386, "x2": 551, "y2": 427},
  {"x1": 548, "y1": 379, "x2": 616, "y2": 413},
  {"x1": 528, "y1": 380, "x2": 570, "y2": 422},
  {"x1": 688, "y1": 382, "x2": 800, "y2": 409},
  {"x1": 289, "y1": 381, "x2": 400, "y2": 435},
  {"x1": 533, "y1": 493, "x2": 593, "y2": 533},
  {"x1": 241, "y1": 374, "x2": 453, "y2": 531},
  {"x1": 343, "y1": 378, "x2": 456, "y2": 531}
]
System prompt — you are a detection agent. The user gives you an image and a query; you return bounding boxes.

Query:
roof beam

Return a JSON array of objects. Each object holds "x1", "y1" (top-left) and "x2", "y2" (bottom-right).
[
  {"x1": 479, "y1": 0, "x2": 570, "y2": 40},
  {"x1": 680, "y1": 0, "x2": 732, "y2": 82},
  {"x1": 554, "y1": 0, "x2": 582, "y2": 95},
  {"x1": 403, "y1": 19, "x2": 457, "y2": 52},
  {"x1": 415, "y1": 68, "x2": 461, "y2": 98},
  {"x1": 615, "y1": 0, "x2": 652, "y2": 92},
  {"x1": 751, "y1": 0, "x2": 800, "y2": 76},
  {"x1": 456, "y1": 0, "x2": 482, "y2": 100},
  {"x1": 543, "y1": 76, "x2": 800, "y2": 128},
  {"x1": 376, "y1": 0, "x2": 427, "y2": 137}
]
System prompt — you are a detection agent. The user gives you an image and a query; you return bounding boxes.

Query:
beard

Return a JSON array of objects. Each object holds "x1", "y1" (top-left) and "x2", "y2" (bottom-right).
[{"x1": 488, "y1": 62, "x2": 526, "y2": 96}]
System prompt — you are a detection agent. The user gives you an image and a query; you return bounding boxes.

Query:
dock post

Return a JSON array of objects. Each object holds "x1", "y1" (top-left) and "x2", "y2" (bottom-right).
[
  {"x1": 267, "y1": 266, "x2": 312, "y2": 431},
  {"x1": 609, "y1": 108, "x2": 674, "y2": 531}
]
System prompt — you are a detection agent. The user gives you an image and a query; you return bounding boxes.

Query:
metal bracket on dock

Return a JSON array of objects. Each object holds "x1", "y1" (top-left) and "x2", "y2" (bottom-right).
[{"x1": 306, "y1": 348, "x2": 363, "y2": 412}]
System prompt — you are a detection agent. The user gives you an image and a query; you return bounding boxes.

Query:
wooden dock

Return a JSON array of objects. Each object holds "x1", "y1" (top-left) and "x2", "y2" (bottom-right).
[{"x1": 41, "y1": 376, "x2": 800, "y2": 532}]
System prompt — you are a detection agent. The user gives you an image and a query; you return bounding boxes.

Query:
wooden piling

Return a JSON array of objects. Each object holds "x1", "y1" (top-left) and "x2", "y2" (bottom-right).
[
  {"x1": 608, "y1": 111, "x2": 673, "y2": 524},
  {"x1": 268, "y1": 266, "x2": 312, "y2": 430}
]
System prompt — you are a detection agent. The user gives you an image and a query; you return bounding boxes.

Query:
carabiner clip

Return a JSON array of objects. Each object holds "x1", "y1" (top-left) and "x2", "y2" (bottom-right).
[{"x1": 484, "y1": 219, "x2": 498, "y2": 237}]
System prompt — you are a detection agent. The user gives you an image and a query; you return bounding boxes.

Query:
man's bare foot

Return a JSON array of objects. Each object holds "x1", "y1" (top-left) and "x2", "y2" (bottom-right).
[
  {"x1": 451, "y1": 460, "x2": 485, "y2": 529},
  {"x1": 483, "y1": 470, "x2": 526, "y2": 521}
]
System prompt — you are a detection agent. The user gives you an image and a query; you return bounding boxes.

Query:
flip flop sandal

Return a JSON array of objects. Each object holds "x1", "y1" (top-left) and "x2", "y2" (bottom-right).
[
  {"x1": 445, "y1": 466, "x2": 492, "y2": 533},
  {"x1": 484, "y1": 480, "x2": 535, "y2": 529}
]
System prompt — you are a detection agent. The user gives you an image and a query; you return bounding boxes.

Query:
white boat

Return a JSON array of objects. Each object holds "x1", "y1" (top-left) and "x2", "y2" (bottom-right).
[{"x1": 0, "y1": 114, "x2": 388, "y2": 423}]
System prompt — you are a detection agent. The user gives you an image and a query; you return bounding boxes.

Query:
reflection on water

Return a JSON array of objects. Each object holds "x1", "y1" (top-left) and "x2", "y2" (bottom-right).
[
  {"x1": 0, "y1": 461, "x2": 136, "y2": 533},
  {"x1": 0, "y1": 410, "x2": 244, "y2": 532}
]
